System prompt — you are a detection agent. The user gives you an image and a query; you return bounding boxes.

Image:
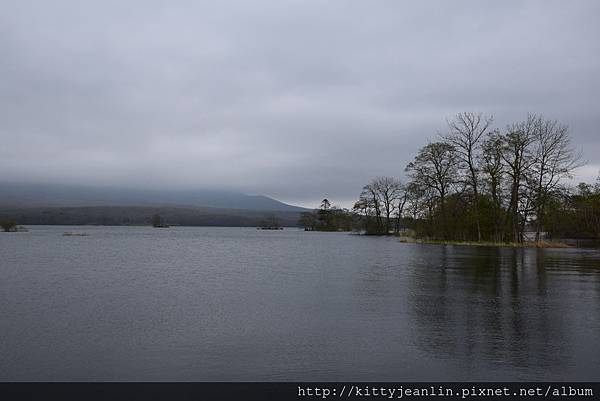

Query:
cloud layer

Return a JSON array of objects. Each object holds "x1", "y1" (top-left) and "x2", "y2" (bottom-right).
[{"x1": 1, "y1": 0, "x2": 599, "y2": 207}]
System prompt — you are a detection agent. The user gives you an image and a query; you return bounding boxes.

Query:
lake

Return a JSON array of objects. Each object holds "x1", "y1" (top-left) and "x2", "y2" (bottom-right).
[{"x1": 1, "y1": 226, "x2": 599, "y2": 381}]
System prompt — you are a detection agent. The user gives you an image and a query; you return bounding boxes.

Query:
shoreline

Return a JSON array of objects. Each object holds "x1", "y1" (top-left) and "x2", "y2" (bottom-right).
[{"x1": 400, "y1": 238, "x2": 575, "y2": 249}]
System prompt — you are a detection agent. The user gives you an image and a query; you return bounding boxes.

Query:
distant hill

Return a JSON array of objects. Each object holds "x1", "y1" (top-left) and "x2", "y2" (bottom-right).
[
  {"x1": 0, "y1": 183, "x2": 308, "y2": 212},
  {"x1": 0, "y1": 183, "x2": 310, "y2": 227},
  {"x1": 0, "y1": 205, "x2": 303, "y2": 227}
]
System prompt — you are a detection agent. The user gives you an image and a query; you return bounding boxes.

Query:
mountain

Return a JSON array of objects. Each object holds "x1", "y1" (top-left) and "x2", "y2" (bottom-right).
[
  {"x1": 0, "y1": 205, "x2": 303, "y2": 227},
  {"x1": 0, "y1": 183, "x2": 308, "y2": 212}
]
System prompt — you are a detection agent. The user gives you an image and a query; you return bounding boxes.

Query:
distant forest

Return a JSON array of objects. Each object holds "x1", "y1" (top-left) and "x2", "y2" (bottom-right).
[
  {"x1": 300, "y1": 112, "x2": 600, "y2": 243},
  {"x1": 0, "y1": 206, "x2": 302, "y2": 228}
]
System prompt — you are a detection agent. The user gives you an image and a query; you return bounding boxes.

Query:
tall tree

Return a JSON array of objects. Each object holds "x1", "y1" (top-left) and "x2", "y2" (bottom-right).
[
  {"x1": 318, "y1": 199, "x2": 332, "y2": 228},
  {"x1": 480, "y1": 129, "x2": 505, "y2": 241},
  {"x1": 405, "y1": 142, "x2": 458, "y2": 239},
  {"x1": 371, "y1": 176, "x2": 403, "y2": 234},
  {"x1": 444, "y1": 112, "x2": 493, "y2": 241},
  {"x1": 394, "y1": 184, "x2": 409, "y2": 233},
  {"x1": 501, "y1": 115, "x2": 537, "y2": 242},
  {"x1": 361, "y1": 184, "x2": 384, "y2": 233},
  {"x1": 530, "y1": 118, "x2": 581, "y2": 241}
]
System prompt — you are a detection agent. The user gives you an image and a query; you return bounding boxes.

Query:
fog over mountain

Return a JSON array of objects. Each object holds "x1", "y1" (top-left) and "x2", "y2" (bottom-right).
[
  {"x1": 0, "y1": 183, "x2": 308, "y2": 212},
  {"x1": 1, "y1": 1, "x2": 599, "y2": 207},
  {"x1": 0, "y1": 182, "x2": 308, "y2": 227}
]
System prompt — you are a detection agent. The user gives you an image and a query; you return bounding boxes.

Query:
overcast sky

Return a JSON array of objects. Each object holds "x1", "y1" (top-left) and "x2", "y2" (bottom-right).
[{"x1": 1, "y1": 0, "x2": 599, "y2": 207}]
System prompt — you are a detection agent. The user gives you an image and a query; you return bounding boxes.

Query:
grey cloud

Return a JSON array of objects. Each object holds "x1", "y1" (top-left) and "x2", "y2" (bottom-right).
[{"x1": 1, "y1": 0, "x2": 599, "y2": 207}]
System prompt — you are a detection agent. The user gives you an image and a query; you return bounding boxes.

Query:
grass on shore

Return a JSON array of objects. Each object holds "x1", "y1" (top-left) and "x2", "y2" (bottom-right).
[{"x1": 399, "y1": 238, "x2": 573, "y2": 248}]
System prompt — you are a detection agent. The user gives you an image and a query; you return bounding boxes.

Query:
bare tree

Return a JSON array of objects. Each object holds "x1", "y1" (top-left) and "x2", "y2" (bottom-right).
[
  {"x1": 530, "y1": 118, "x2": 582, "y2": 241},
  {"x1": 352, "y1": 197, "x2": 371, "y2": 231},
  {"x1": 405, "y1": 142, "x2": 458, "y2": 239},
  {"x1": 404, "y1": 182, "x2": 427, "y2": 220},
  {"x1": 394, "y1": 183, "x2": 409, "y2": 233},
  {"x1": 359, "y1": 183, "x2": 384, "y2": 233},
  {"x1": 501, "y1": 115, "x2": 537, "y2": 242},
  {"x1": 443, "y1": 112, "x2": 493, "y2": 241},
  {"x1": 371, "y1": 176, "x2": 404, "y2": 234},
  {"x1": 480, "y1": 129, "x2": 505, "y2": 241}
]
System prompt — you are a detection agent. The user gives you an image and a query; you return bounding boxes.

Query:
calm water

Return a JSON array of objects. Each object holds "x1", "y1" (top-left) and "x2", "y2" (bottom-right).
[{"x1": 1, "y1": 226, "x2": 599, "y2": 381}]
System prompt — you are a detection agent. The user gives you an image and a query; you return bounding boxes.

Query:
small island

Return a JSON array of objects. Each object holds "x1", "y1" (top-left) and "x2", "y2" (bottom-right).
[
  {"x1": 0, "y1": 219, "x2": 27, "y2": 233},
  {"x1": 299, "y1": 113, "x2": 599, "y2": 248},
  {"x1": 299, "y1": 199, "x2": 354, "y2": 232},
  {"x1": 258, "y1": 215, "x2": 283, "y2": 230},
  {"x1": 1, "y1": 219, "x2": 17, "y2": 232}
]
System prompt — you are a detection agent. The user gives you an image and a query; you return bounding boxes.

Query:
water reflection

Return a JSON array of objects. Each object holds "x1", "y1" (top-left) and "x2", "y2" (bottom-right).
[{"x1": 407, "y1": 246, "x2": 599, "y2": 378}]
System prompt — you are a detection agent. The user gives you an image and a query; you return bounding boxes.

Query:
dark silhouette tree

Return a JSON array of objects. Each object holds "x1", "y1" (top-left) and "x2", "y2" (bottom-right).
[
  {"x1": 406, "y1": 142, "x2": 458, "y2": 239},
  {"x1": 444, "y1": 112, "x2": 493, "y2": 241}
]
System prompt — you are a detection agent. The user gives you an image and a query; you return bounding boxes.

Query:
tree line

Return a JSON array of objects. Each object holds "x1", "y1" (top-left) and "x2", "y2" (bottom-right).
[
  {"x1": 301, "y1": 112, "x2": 599, "y2": 243},
  {"x1": 355, "y1": 112, "x2": 590, "y2": 242}
]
